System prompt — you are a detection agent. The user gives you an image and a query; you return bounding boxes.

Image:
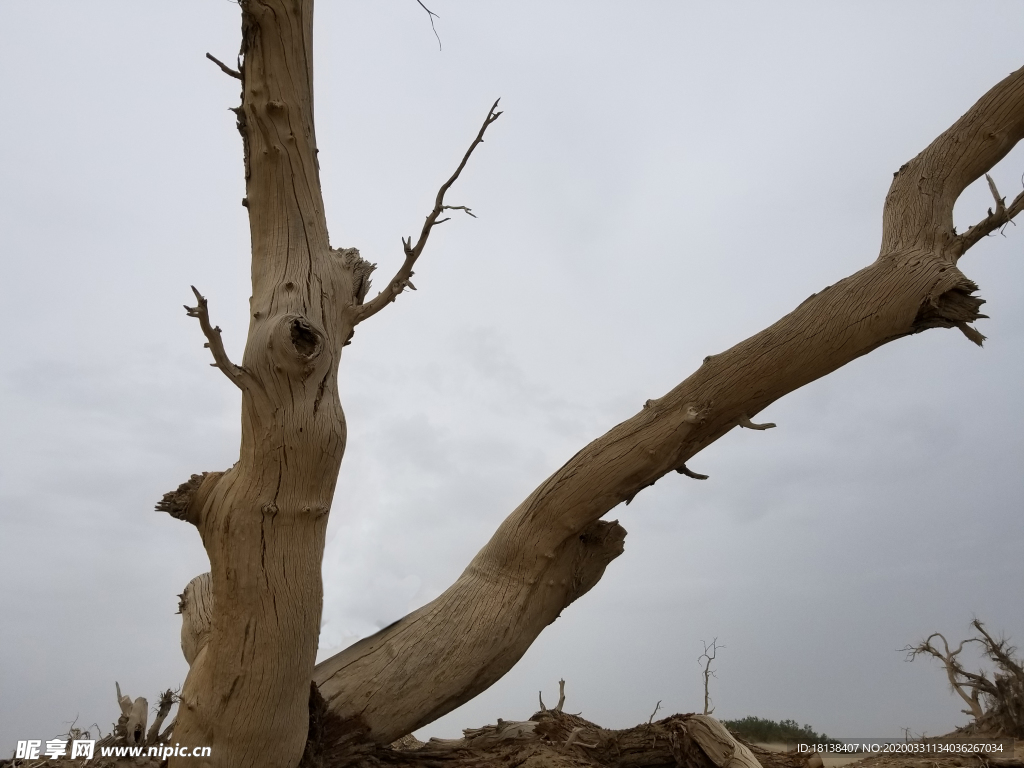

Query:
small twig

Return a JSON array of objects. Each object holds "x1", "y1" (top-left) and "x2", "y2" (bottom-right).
[
  {"x1": 184, "y1": 286, "x2": 248, "y2": 390},
  {"x1": 738, "y1": 414, "x2": 776, "y2": 430},
  {"x1": 985, "y1": 173, "x2": 1005, "y2": 212},
  {"x1": 955, "y1": 181, "x2": 1024, "y2": 258},
  {"x1": 555, "y1": 678, "x2": 566, "y2": 713},
  {"x1": 648, "y1": 700, "x2": 662, "y2": 724},
  {"x1": 205, "y1": 52, "x2": 242, "y2": 80},
  {"x1": 354, "y1": 100, "x2": 502, "y2": 325},
  {"x1": 676, "y1": 464, "x2": 709, "y2": 480},
  {"x1": 415, "y1": 0, "x2": 442, "y2": 51}
]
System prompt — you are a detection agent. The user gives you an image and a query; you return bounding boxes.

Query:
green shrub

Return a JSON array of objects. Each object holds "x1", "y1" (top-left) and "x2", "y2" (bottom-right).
[{"x1": 722, "y1": 716, "x2": 840, "y2": 745}]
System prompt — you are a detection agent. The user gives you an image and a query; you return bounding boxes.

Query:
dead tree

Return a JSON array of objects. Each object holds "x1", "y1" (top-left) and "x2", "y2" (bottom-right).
[
  {"x1": 904, "y1": 620, "x2": 1024, "y2": 738},
  {"x1": 154, "y1": 2, "x2": 1024, "y2": 766},
  {"x1": 699, "y1": 639, "x2": 724, "y2": 716}
]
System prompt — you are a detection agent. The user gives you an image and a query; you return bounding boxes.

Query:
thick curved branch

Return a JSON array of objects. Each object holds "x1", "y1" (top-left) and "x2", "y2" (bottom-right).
[
  {"x1": 314, "y1": 519, "x2": 625, "y2": 747},
  {"x1": 353, "y1": 100, "x2": 501, "y2": 324},
  {"x1": 882, "y1": 65, "x2": 1024, "y2": 256}
]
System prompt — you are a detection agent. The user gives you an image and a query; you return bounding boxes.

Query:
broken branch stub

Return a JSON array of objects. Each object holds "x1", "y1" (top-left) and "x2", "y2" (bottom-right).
[
  {"x1": 113, "y1": 683, "x2": 148, "y2": 747},
  {"x1": 179, "y1": 572, "x2": 213, "y2": 667}
]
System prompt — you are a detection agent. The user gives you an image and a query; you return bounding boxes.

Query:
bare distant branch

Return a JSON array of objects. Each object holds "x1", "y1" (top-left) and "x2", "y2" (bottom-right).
[
  {"x1": 415, "y1": 0, "x2": 442, "y2": 51},
  {"x1": 354, "y1": 100, "x2": 502, "y2": 325}
]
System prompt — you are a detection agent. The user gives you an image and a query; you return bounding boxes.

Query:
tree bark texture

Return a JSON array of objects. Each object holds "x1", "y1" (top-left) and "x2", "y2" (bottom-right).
[
  {"x1": 169, "y1": 2, "x2": 374, "y2": 766},
  {"x1": 162, "y1": 1, "x2": 1024, "y2": 765}
]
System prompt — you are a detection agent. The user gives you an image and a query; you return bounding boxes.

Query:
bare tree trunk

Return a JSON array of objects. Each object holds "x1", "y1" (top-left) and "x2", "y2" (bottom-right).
[
  {"x1": 166, "y1": 2, "x2": 369, "y2": 766},
  {"x1": 160, "y1": 1, "x2": 1024, "y2": 765}
]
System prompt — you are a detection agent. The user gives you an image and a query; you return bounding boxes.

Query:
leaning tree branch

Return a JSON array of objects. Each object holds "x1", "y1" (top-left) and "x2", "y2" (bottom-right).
[
  {"x1": 882, "y1": 65, "x2": 1024, "y2": 256},
  {"x1": 353, "y1": 100, "x2": 502, "y2": 324},
  {"x1": 184, "y1": 286, "x2": 250, "y2": 390},
  {"x1": 313, "y1": 66, "x2": 1024, "y2": 752}
]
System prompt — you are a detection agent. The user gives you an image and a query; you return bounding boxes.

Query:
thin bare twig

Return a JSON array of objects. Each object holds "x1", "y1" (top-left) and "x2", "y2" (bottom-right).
[
  {"x1": 415, "y1": 0, "x2": 442, "y2": 51},
  {"x1": 205, "y1": 52, "x2": 242, "y2": 80},
  {"x1": 955, "y1": 176, "x2": 1024, "y2": 258},
  {"x1": 184, "y1": 286, "x2": 248, "y2": 390},
  {"x1": 648, "y1": 700, "x2": 662, "y2": 724},
  {"x1": 354, "y1": 100, "x2": 502, "y2": 325}
]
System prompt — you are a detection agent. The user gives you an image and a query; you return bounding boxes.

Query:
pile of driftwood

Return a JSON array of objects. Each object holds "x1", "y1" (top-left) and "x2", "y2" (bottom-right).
[{"x1": 298, "y1": 679, "x2": 797, "y2": 768}]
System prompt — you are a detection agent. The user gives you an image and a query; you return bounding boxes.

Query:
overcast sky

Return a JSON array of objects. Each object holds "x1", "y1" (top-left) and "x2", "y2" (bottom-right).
[{"x1": 1, "y1": 1, "x2": 1023, "y2": 755}]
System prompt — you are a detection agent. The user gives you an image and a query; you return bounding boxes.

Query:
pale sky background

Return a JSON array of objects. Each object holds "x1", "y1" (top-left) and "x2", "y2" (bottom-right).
[{"x1": 1, "y1": 1, "x2": 1023, "y2": 755}]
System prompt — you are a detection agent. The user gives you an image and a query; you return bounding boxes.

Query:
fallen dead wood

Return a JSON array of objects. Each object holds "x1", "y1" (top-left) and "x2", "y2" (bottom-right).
[{"x1": 302, "y1": 707, "x2": 792, "y2": 768}]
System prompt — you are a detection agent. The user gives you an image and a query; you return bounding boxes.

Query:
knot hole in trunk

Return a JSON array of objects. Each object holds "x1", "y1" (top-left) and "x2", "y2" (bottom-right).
[{"x1": 290, "y1": 317, "x2": 322, "y2": 358}]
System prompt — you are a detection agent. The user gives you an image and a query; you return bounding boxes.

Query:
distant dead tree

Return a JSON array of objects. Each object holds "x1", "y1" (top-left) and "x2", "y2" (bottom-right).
[
  {"x1": 699, "y1": 638, "x2": 724, "y2": 716},
  {"x1": 903, "y1": 619, "x2": 1024, "y2": 738}
]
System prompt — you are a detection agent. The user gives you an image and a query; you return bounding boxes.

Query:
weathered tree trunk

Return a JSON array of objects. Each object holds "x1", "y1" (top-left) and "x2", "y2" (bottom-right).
[
  {"x1": 160, "y1": 1, "x2": 1024, "y2": 766},
  {"x1": 166, "y1": 2, "x2": 371, "y2": 766}
]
